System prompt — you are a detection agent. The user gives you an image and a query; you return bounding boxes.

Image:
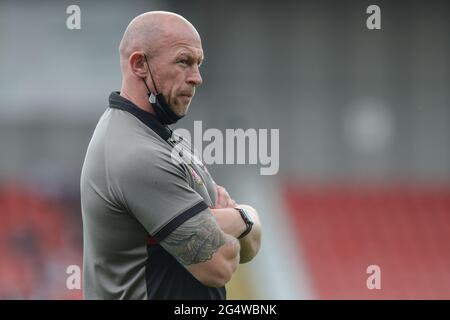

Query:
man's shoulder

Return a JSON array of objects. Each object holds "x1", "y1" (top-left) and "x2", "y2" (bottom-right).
[
  {"x1": 92, "y1": 108, "x2": 163, "y2": 150},
  {"x1": 102, "y1": 107, "x2": 160, "y2": 139},
  {"x1": 98, "y1": 109, "x2": 181, "y2": 174}
]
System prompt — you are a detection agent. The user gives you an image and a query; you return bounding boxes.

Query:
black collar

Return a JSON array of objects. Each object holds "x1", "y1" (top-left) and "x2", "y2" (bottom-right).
[{"x1": 108, "y1": 91, "x2": 172, "y2": 141}]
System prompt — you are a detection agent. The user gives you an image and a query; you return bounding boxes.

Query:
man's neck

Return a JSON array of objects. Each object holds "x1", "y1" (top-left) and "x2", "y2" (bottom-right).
[{"x1": 120, "y1": 84, "x2": 155, "y2": 115}]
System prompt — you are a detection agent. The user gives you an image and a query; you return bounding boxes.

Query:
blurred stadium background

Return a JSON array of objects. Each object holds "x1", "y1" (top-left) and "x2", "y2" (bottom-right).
[{"x1": 0, "y1": 0, "x2": 449, "y2": 299}]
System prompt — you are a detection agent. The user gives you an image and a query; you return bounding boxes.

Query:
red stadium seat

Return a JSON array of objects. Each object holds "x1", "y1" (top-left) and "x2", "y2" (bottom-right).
[{"x1": 284, "y1": 183, "x2": 450, "y2": 299}]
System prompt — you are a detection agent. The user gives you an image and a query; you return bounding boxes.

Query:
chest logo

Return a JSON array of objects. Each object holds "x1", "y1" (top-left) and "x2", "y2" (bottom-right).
[{"x1": 190, "y1": 168, "x2": 204, "y2": 186}]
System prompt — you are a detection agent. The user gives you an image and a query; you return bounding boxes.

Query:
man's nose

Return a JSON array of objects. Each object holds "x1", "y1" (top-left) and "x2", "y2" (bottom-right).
[{"x1": 187, "y1": 66, "x2": 203, "y2": 87}]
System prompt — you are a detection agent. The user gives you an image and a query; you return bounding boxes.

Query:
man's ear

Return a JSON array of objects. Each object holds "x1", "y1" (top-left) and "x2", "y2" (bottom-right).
[{"x1": 129, "y1": 52, "x2": 148, "y2": 78}]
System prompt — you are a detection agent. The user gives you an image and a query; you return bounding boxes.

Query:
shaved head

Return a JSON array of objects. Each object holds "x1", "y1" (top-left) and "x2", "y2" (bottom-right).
[{"x1": 119, "y1": 11, "x2": 200, "y2": 68}]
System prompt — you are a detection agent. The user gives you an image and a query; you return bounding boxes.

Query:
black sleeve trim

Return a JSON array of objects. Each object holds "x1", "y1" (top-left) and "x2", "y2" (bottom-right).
[{"x1": 153, "y1": 201, "x2": 209, "y2": 242}]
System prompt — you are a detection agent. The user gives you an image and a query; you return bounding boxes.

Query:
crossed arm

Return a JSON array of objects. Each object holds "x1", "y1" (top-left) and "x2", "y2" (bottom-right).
[
  {"x1": 158, "y1": 185, "x2": 261, "y2": 287},
  {"x1": 211, "y1": 205, "x2": 261, "y2": 264},
  {"x1": 210, "y1": 186, "x2": 262, "y2": 264},
  {"x1": 159, "y1": 210, "x2": 241, "y2": 288}
]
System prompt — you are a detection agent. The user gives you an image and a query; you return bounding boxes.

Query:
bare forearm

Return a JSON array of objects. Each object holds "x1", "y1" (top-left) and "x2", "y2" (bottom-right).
[
  {"x1": 211, "y1": 205, "x2": 262, "y2": 263},
  {"x1": 211, "y1": 208, "x2": 246, "y2": 238},
  {"x1": 237, "y1": 205, "x2": 262, "y2": 263}
]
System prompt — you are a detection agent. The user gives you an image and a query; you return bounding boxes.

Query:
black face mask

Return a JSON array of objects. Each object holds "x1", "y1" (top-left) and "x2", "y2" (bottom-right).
[{"x1": 143, "y1": 54, "x2": 184, "y2": 125}]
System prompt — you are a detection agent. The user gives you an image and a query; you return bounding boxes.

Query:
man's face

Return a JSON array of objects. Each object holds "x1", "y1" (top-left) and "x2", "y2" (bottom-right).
[{"x1": 149, "y1": 31, "x2": 203, "y2": 117}]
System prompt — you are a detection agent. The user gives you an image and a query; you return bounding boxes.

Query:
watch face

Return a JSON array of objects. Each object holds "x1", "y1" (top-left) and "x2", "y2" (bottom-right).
[
  {"x1": 241, "y1": 208, "x2": 254, "y2": 225},
  {"x1": 236, "y1": 207, "x2": 254, "y2": 239}
]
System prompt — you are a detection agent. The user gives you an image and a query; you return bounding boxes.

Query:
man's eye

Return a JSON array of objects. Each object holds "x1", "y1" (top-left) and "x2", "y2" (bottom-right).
[{"x1": 178, "y1": 60, "x2": 189, "y2": 65}]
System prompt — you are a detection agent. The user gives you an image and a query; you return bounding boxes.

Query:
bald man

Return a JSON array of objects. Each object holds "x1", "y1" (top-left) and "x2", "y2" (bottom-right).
[{"x1": 81, "y1": 11, "x2": 261, "y2": 300}]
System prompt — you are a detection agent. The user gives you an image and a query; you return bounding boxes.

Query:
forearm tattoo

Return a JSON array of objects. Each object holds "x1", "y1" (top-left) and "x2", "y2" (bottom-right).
[{"x1": 160, "y1": 210, "x2": 226, "y2": 266}]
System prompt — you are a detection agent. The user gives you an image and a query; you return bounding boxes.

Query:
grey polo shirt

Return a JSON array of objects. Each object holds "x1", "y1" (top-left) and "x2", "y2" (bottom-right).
[{"x1": 80, "y1": 92, "x2": 224, "y2": 299}]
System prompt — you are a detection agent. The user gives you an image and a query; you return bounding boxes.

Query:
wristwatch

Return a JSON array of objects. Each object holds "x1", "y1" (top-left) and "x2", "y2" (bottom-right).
[{"x1": 235, "y1": 207, "x2": 254, "y2": 239}]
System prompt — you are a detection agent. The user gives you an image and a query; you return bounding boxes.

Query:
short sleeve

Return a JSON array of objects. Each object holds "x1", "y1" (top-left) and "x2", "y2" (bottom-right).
[{"x1": 111, "y1": 144, "x2": 208, "y2": 242}]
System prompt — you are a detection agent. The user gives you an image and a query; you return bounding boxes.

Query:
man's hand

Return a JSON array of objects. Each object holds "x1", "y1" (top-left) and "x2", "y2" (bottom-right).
[{"x1": 213, "y1": 185, "x2": 237, "y2": 209}]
